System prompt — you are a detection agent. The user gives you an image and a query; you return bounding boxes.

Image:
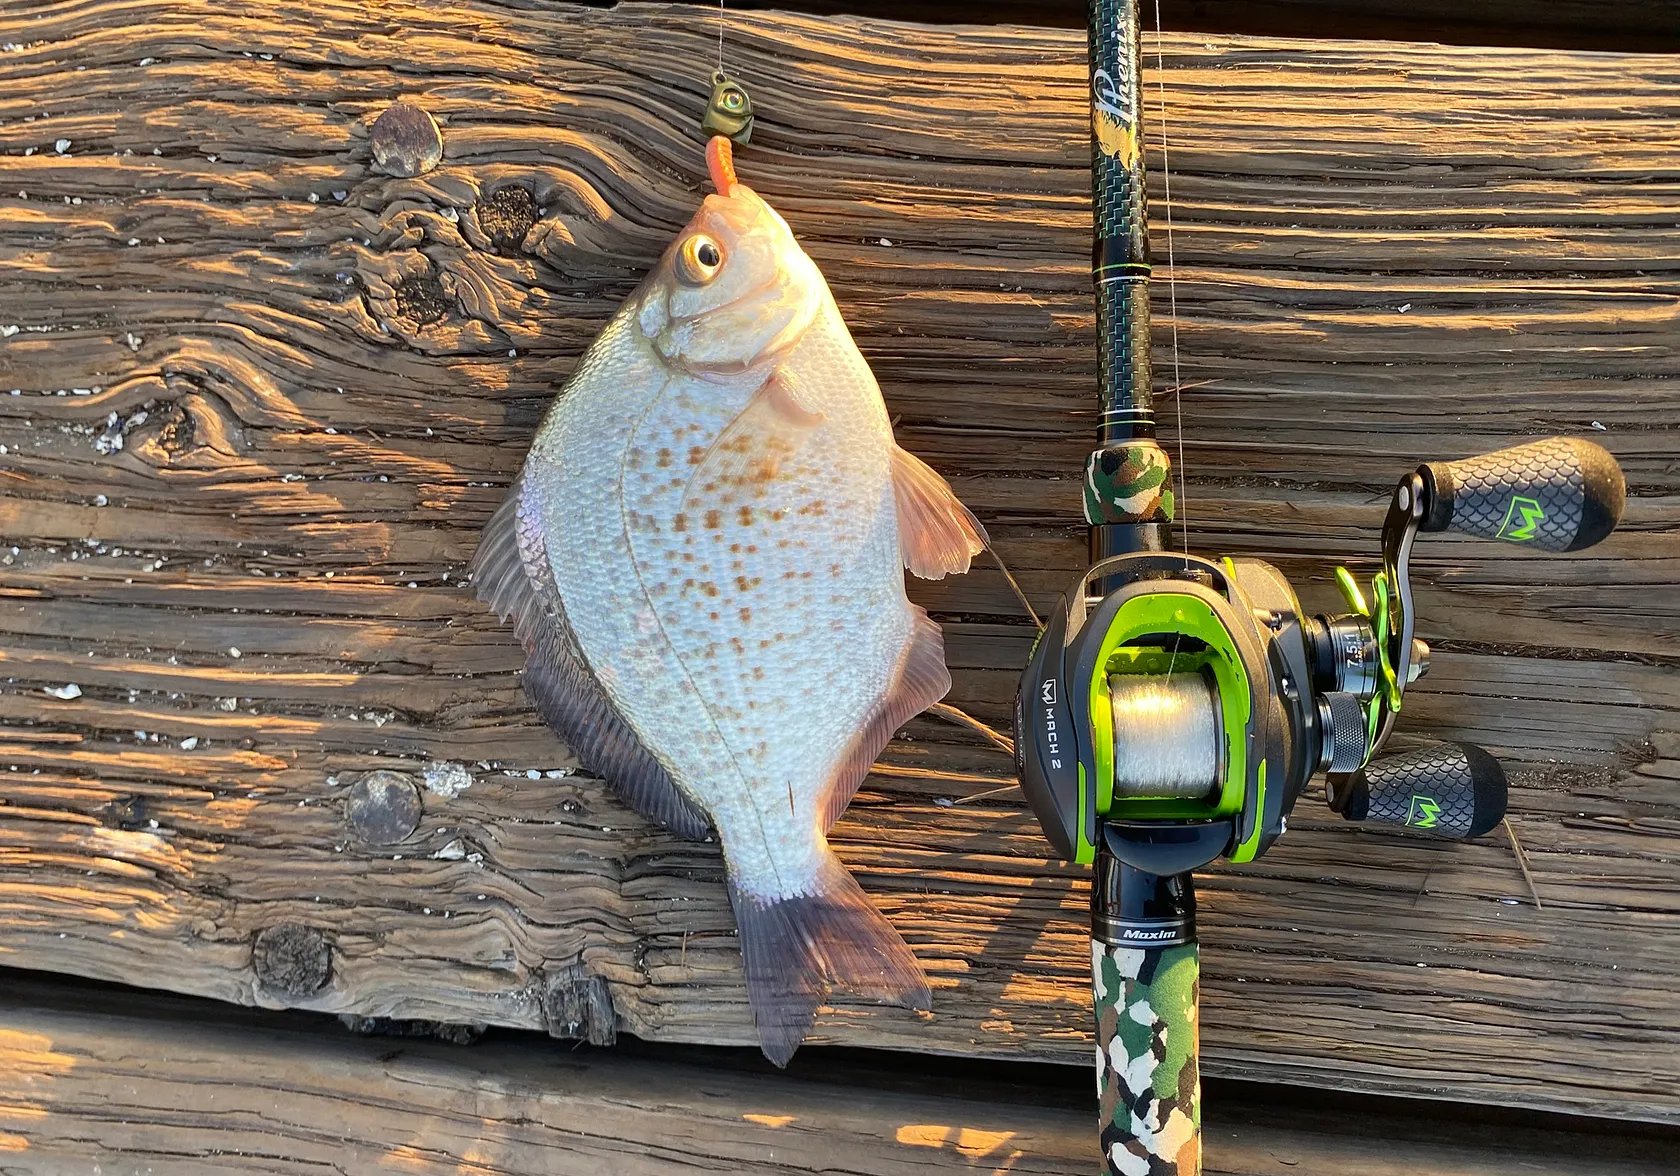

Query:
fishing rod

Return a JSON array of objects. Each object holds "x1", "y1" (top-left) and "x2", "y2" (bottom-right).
[{"x1": 1010, "y1": 3, "x2": 1630, "y2": 1173}]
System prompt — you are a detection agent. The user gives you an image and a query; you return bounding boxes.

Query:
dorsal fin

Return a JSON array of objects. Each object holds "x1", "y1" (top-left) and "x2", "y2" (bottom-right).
[
  {"x1": 891, "y1": 444, "x2": 987, "y2": 580},
  {"x1": 473, "y1": 487, "x2": 712, "y2": 841},
  {"x1": 820, "y1": 606, "x2": 951, "y2": 833}
]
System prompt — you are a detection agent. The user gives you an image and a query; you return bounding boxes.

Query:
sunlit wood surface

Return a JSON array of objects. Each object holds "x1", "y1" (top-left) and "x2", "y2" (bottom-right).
[
  {"x1": 1, "y1": 973, "x2": 1673, "y2": 1174},
  {"x1": 0, "y1": 0, "x2": 1676, "y2": 1120}
]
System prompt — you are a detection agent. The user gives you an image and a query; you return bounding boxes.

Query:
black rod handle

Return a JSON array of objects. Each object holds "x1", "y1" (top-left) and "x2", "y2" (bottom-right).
[
  {"x1": 1335, "y1": 742, "x2": 1507, "y2": 839},
  {"x1": 1420, "y1": 437, "x2": 1625, "y2": 552},
  {"x1": 1088, "y1": 0, "x2": 1152, "y2": 437}
]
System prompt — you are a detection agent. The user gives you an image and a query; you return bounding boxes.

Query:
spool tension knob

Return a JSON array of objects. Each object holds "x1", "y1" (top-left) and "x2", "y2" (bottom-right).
[{"x1": 1317, "y1": 691, "x2": 1367, "y2": 775}]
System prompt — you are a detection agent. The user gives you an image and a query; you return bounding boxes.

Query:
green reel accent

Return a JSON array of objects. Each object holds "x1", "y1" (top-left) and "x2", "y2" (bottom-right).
[
  {"x1": 1335, "y1": 564, "x2": 1394, "y2": 767},
  {"x1": 1226, "y1": 757, "x2": 1268, "y2": 864},
  {"x1": 1086, "y1": 591, "x2": 1251, "y2": 829}
]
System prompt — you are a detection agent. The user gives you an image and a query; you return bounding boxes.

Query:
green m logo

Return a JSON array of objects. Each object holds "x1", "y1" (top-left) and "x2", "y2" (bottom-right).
[
  {"x1": 1499, "y1": 496, "x2": 1545, "y2": 542},
  {"x1": 1408, "y1": 796, "x2": 1442, "y2": 829}
]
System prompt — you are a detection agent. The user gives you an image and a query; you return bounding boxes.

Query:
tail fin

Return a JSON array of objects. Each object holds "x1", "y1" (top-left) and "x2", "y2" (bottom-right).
[{"x1": 730, "y1": 855, "x2": 930, "y2": 1067}]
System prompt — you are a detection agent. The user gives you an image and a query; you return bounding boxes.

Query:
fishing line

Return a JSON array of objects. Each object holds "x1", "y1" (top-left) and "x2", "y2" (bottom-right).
[
  {"x1": 1151, "y1": 0, "x2": 1188, "y2": 563},
  {"x1": 1146, "y1": 0, "x2": 1195, "y2": 700},
  {"x1": 717, "y1": 0, "x2": 726, "y2": 73},
  {"x1": 989, "y1": 546, "x2": 1041, "y2": 629}
]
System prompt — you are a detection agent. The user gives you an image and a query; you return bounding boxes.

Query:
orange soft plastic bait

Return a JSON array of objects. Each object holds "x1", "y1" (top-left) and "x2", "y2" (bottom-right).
[{"x1": 705, "y1": 134, "x2": 737, "y2": 194}]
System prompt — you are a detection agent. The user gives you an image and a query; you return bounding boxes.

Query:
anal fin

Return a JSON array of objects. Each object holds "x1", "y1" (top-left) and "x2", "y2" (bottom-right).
[
  {"x1": 891, "y1": 444, "x2": 988, "y2": 579},
  {"x1": 821, "y1": 606, "x2": 951, "y2": 832},
  {"x1": 472, "y1": 485, "x2": 712, "y2": 841}
]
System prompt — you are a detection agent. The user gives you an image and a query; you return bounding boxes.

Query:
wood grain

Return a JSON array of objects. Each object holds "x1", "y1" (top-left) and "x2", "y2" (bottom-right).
[
  {"x1": 3, "y1": 973, "x2": 1676, "y2": 1176},
  {"x1": 0, "y1": 0, "x2": 1677, "y2": 1121}
]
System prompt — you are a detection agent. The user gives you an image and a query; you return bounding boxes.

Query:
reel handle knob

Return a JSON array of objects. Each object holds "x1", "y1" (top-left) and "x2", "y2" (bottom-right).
[
  {"x1": 1333, "y1": 742, "x2": 1506, "y2": 839},
  {"x1": 1420, "y1": 437, "x2": 1624, "y2": 552}
]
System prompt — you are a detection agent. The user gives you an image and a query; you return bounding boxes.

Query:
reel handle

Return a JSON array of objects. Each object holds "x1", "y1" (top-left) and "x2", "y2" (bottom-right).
[
  {"x1": 1420, "y1": 437, "x2": 1624, "y2": 552},
  {"x1": 1333, "y1": 742, "x2": 1506, "y2": 839}
]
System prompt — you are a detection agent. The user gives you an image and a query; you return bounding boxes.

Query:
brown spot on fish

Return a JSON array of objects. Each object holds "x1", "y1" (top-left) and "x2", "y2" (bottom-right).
[
  {"x1": 701, "y1": 582, "x2": 719, "y2": 597},
  {"x1": 673, "y1": 514, "x2": 688, "y2": 533},
  {"x1": 730, "y1": 637, "x2": 746, "y2": 655},
  {"x1": 704, "y1": 509, "x2": 722, "y2": 529},
  {"x1": 737, "y1": 506, "x2": 755, "y2": 526},
  {"x1": 752, "y1": 666, "x2": 764, "y2": 680},
  {"x1": 656, "y1": 448, "x2": 673, "y2": 468},
  {"x1": 735, "y1": 575, "x2": 761, "y2": 591},
  {"x1": 687, "y1": 445, "x2": 706, "y2": 465},
  {"x1": 739, "y1": 607, "x2": 753, "y2": 622}
]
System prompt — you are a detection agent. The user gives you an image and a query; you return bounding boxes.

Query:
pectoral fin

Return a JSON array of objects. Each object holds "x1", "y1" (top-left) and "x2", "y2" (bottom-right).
[
  {"x1": 891, "y1": 444, "x2": 988, "y2": 579},
  {"x1": 682, "y1": 370, "x2": 824, "y2": 509}
]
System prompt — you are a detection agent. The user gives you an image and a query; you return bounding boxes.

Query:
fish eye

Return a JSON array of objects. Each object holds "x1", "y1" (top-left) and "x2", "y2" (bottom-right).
[{"x1": 677, "y1": 234, "x2": 725, "y2": 285}]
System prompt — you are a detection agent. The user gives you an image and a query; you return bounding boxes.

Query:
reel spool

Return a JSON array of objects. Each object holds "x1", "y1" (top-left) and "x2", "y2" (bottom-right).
[{"x1": 1108, "y1": 671, "x2": 1221, "y2": 800}]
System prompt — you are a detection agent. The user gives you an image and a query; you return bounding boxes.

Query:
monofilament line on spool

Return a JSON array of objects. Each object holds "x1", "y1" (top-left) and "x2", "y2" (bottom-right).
[{"x1": 1109, "y1": 671, "x2": 1221, "y2": 799}]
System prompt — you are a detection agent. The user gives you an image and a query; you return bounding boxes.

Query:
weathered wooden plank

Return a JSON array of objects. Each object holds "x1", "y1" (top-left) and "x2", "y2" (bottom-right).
[
  {"x1": 2, "y1": 973, "x2": 1675, "y2": 1176},
  {"x1": 0, "y1": 0, "x2": 1676, "y2": 1121}
]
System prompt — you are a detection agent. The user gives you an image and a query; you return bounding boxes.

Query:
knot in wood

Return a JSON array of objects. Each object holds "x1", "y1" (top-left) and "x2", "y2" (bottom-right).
[
  {"x1": 479, "y1": 185, "x2": 538, "y2": 255},
  {"x1": 370, "y1": 102, "x2": 443, "y2": 178},
  {"x1": 344, "y1": 770, "x2": 423, "y2": 845},
  {"x1": 543, "y1": 964, "x2": 618, "y2": 1047},
  {"x1": 252, "y1": 923, "x2": 332, "y2": 999},
  {"x1": 394, "y1": 271, "x2": 451, "y2": 325},
  {"x1": 101, "y1": 795, "x2": 149, "y2": 832}
]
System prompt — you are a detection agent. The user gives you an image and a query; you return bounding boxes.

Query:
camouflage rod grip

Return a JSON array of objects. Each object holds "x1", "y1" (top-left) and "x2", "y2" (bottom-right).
[
  {"x1": 1094, "y1": 939, "x2": 1201, "y2": 1176},
  {"x1": 1337, "y1": 741, "x2": 1507, "y2": 838},
  {"x1": 1420, "y1": 437, "x2": 1625, "y2": 552}
]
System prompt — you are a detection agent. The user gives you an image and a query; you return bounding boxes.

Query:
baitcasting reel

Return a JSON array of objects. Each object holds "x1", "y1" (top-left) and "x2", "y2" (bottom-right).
[{"x1": 1016, "y1": 437, "x2": 1626, "y2": 883}]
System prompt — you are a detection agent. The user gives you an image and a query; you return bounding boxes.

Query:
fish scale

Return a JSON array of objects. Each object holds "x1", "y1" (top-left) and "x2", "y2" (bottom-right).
[{"x1": 475, "y1": 137, "x2": 988, "y2": 1065}]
